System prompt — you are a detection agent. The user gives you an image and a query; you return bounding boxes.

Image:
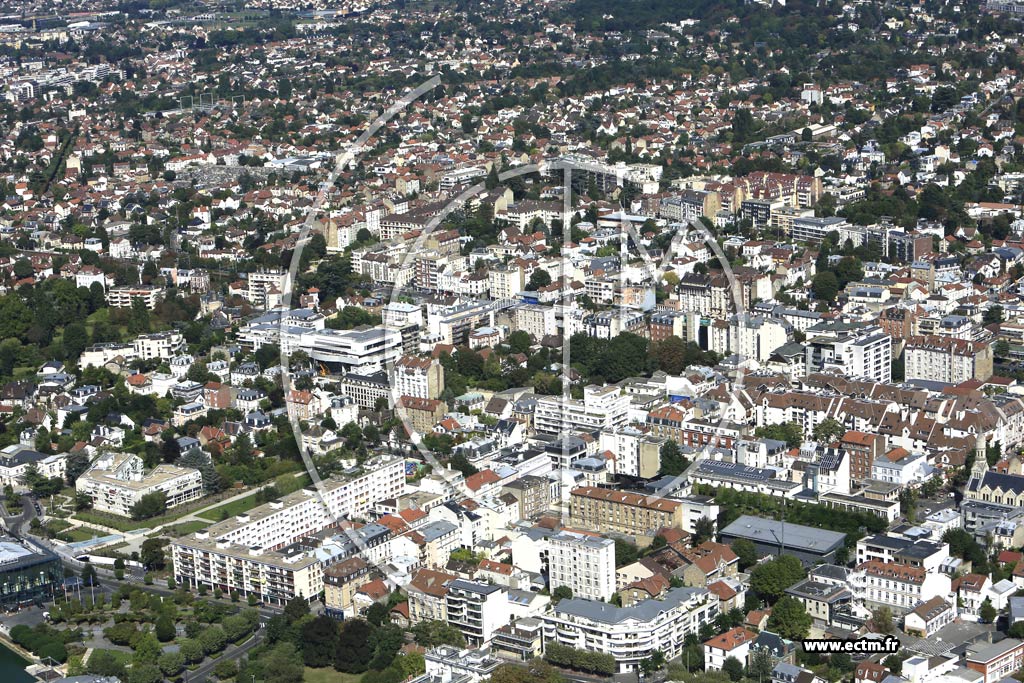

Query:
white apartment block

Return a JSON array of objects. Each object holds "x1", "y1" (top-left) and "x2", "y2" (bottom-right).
[
  {"x1": 133, "y1": 331, "x2": 185, "y2": 360},
  {"x1": 446, "y1": 579, "x2": 510, "y2": 647},
  {"x1": 514, "y1": 304, "x2": 557, "y2": 340},
  {"x1": 904, "y1": 336, "x2": 994, "y2": 384},
  {"x1": 727, "y1": 314, "x2": 791, "y2": 363},
  {"x1": 809, "y1": 325, "x2": 891, "y2": 383},
  {"x1": 598, "y1": 428, "x2": 661, "y2": 479},
  {"x1": 171, "y1": 457, "x2": 405, "y2": 605},
  {"x1": 393, "y1": 355, "x2": 444, "y2": 400},
  {"x1": 382, "y1": 302, "x2": 423, "y2": 329},
  {"x1": 106, "y1": 285, "x2": 164, "y2": 309},
  {"x1": 489, "y1": 265, "x2": 524, "y2": 300},
  {"x1": 548, "y1": 531, "x2": 616, "y2": 601},
  {"x1": 76, "y1": 452, "x2": 203, "y2": 517},
  {"x1": 850, "y1": 560, "x2": 952, "y2": 614},
  {"x1": 541, "y1": 587, "x2": 717, "y2": 674},
  {"x1": 535, "y1": 384, "x2": 629, "y2": 437}
]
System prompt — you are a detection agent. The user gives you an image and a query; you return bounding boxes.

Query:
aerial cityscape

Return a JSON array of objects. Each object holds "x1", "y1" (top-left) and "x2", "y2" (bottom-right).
[{"x1": 5, "y1": 1, "x2": 1024, "y2": 683}]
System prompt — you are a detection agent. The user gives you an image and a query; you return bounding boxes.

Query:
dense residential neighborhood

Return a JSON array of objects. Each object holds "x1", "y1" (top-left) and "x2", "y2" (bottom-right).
[{"x1": 8, "y1": 1, "x2": 1024, "y2": 683}]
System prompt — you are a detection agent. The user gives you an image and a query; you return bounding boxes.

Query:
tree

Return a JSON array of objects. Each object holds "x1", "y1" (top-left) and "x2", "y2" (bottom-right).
[
  {"x1": 366, "y1": 601, "x2": 389, "y2": 626},
  {"x1": 659, "y1": 439, "x2": 689, "y2": 477},
  {"x1": 614, "y1": 538, "x2": 639, "y2": 566},
  {"x1": 158, "y1": 650, "x2": 185, "y2": 677},
  {"x1": 526, "y1": 268, "x2": 552, "y2": 291},
  {"x1": 368, "y1": 624, "x2": 404, "y2": 670},
  {"x1": 693, "y1": 516, "x2": 716, "y2": 544},
  {"x1": 301, "y1": 615, "x2": 340, "y2": 668},
  {"x1": 154, "y1": 615, "x2": 175, "y2": 642},
  {"x1": 179, "y1": 638, "x2": 204, "y2": 665},
  {"x1": 411, "y1": 620, "x2": 465, "y2": 648},
  {"x1": 335, "y1": 619, "x2": 375, "y2": 673},
  {"x1": 731, "y1": 539, "x2": 759, "y2": 571},
  {"x1": 642, "y1": 650, "x2": 666, "y2": 675},
  {"x1": 222, "y1": 614, "x2": 251, "y2": 642},
  {"x1": 129, "y1": 491, "x2": 167, "y2": 520},
  {"x1": 62, "y1": 322, "x2": 88, "y2": 361},
  {"x1": 283, "y1": 596, "x2": 310, "y2": 623},
  {"x1": 88, "y1": 649, "x2": 126, "y2": 678},
  {"x1": 868, "y1": 606, "x2": 894, "y2": 634},
  {"x1": 552, "y1": 586, "x2": 573, "y2": 602},
  {"x1": 983, "y1": 305, "x2": 1004, "y2": 325},
  {"x1": 132, "y1": 632, "x2": 162, "y2": 665},
  {"x1": 749, "y1": 555, "x2": 806, "y2": 601},
  {"x1": 140, "y1": 538, "x2": 165, "y2": 570},
  {"x1": 129, "y1": 664, "x2": 162, "y2": 683},
  {"x1": 812, "y1": 418, "x2": 845, "y2": 444},
  {"x1": 767, "y1": 596, "x2": 812, "y2": 640},
  {"x1": 811, "y1": 271, "x2": 839, "y2": 302},
  {"x1": 198, "y1": 626, "x2": 228, "y2": 655},
  {"x1": 723, "y1": 656, "x2": 745, "y2": 682},
  {"x1": 490, "y1": 661, "x2": 563, "y2": 683},
  {"x1": 979, "y1": 598, "x2": 997, "y2": 624},
  {"x1": 507, "y1": 330, "x2": 532, "y2": 354},
  {"x1": 748, "y1": 648, "x2": 775, "y2": 680},
  {"x1": 260, "y1": 642, "x2": 305, "y2": 683},
  {"x1": 754, "y1": 422, "x2": 803, "y2": 448}
]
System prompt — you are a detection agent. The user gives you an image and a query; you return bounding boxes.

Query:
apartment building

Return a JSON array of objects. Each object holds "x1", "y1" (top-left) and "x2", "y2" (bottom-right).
[
  {"x1": 547, "y1": 531, "x2": 616, "y2": 601},
  {"x1": 660, "y1": 190, "x2": 721, "y2": 222},
  {"x1": 541, "y1": 587, "x2": 716, "y2": 673},
  {"x1": 903, "y1": 597, "x2": 955, "y2": 637},
  {"x1": 323, "y1": 556, "x2": 373, "y2": 617},
  {"x1": 534, "y1": 384, "x2": 629, "y2": 436},
  {"x1": 513, "y1": 303, "x2": 557, "y2": 340},
  {"x1": 569, "y1": 486, "x2": 684, "y2": 536},
  {"x1": 133, "y1": 331, "x2": 185, "y2": 360},
  {"x1": 407, "y1": 568, "x2": 458, "y2": 625},
  {"x1": 842, "y1": 431, "x2": 886, "y2": 482},
  {"x1": 398, "y1": 396, "x2": 446, "y2": 434},
  {"x1": 490, "y1": 264, "x2": 525, "y2": 300},
  {"x1": 446, "y1": 579, "x2": 509, "y2": 646},
  {"x1": 393, "y1": 355, "x2": 444, "y2": 400},
  {"x1": 599, "y1": 428, "x2": 662, "y2": 479},
  {"x1": 850, "y1": 560, "x2": 952, "y2": 614},
  {"x1": 76, "y1": 452, "x2": 202, "y2": 517},
  {"x1": 501, "y1": 475, "x2": 551, "y2": 520},
  {"x1": 904, "y1": 335, "x2": 994, "y2": 384},
  {"x1": 805, "y1": 323, "x2": 891, "y2": 383},
  {"x1": 171, "y1": 458, "x2": 405, "y2": 603},
  {"x1": 106, "y1": 285, "x2": 164, "y2": 309}
]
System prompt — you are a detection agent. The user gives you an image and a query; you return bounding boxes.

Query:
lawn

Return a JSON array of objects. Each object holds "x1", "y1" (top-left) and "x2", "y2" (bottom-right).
[
  {"x1": 304, "y1": 668, "x2": 364, "y2": 683},
  {"x1": 72, "y1": 507, "x2": 194, "y2": 532},
  {"x1": 160, "y1": 520, "x2": 211, "y2": 537},
  {"x1": 195, "y1": 492, "x2": 263, "y2": 522},
  {"x1": 89, "y1": 649, "x2": 133, "y2": 666},
  {"x1": 61, "y1": 525, "x2": 109, "y2": 543}
]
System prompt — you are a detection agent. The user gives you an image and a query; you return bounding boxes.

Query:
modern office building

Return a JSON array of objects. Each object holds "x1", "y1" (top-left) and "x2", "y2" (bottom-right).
[
  {"x1": 0, "y1": 536, "x2": 61, "y2": 610},
  {"x1": 294, "y1": 326, "x2": 403, "y2": 374}
]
